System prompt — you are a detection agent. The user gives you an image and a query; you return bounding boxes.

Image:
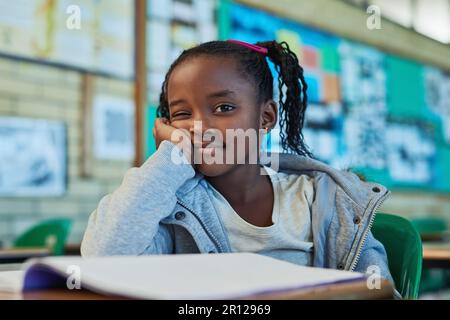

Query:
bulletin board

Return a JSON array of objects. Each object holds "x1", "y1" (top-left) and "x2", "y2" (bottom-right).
[
  {"x1": 221, "y1": 2, "x2": 450, "y2": 192},
  {"x1": 0, "y1": 0, "x2": 135, "y2": 79}
]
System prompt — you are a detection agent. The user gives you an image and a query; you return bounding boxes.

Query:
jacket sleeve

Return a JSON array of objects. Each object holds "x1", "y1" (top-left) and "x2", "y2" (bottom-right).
[
  {"x1": 354, "y1": 231, "x2": 402, "y2": 299},
  {"x1": 81, "y1": 140, "x2": 195, "y2": 257}
]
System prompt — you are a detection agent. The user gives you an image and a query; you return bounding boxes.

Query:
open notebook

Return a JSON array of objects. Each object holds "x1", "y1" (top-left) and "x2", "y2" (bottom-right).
[{"x1": 1, "y1": 253, "x2": 365, "y2": 299}]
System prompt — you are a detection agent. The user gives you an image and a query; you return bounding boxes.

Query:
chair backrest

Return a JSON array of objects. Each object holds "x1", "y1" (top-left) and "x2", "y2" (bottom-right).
[
  {"x1": 372, "y1": 213, "x2": 423, "y2": 299},
  {"x1": 13, "y1": 218, "x2": 72, "y2": 256}
]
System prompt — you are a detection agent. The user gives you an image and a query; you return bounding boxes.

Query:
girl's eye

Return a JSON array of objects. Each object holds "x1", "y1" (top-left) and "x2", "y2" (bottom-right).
[
  {"x1": 214, "y1": 104, "x2": 236, "y2": 113},
  {"x1": 171, "y1": 112, "x2": 191, "y2": 119}
]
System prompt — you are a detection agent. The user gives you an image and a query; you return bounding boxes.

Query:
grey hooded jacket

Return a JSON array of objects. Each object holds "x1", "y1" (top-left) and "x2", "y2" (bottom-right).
[{"x1": 81, "y1": 140, "x2": 394, "y2": 284}]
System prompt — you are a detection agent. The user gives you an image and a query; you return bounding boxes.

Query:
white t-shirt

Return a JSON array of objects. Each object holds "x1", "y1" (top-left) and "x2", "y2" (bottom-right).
[{"x1": 203, "y1": 166, "x2": 315, "y2": 266}]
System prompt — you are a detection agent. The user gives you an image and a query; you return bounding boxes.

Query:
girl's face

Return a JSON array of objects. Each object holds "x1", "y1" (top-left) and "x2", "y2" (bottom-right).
[{"x1": 166, "y1": 56, "x2": 276, "y2": 177}]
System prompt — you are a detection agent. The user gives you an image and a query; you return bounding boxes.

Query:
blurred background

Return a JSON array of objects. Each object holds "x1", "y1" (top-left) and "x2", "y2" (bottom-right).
[{"x1": 0, "y1": 0, "x2": 449, "y2": 298}]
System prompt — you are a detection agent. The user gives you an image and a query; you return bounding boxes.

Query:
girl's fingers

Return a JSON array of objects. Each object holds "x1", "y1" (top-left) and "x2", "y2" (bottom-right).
[
  {"x1": 154, "y1": 117, "x2": 163, "y2": 127},
  {"x1": 154, "y1": 117, "x2": 170, "y2": 128}
]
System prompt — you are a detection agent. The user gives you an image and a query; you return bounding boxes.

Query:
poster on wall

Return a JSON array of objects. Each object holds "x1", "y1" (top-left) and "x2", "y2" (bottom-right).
[
  {"x1": 0, "y1": 0, "x2": 134, "y2": 79},
  {"x1": 424, "y1": 67, "x2": 450, "y2": 144},
  {"x1": 0, "y1": 117, "x2": 66, "y2": 197},
  {"x1": 339, "y1": 41, "x2": 387, "y2": 170},
  {"x1": 93, "y1": 95, "x2": 135, "y2": 161},
  {"x1": 386, "y1": 122, "x2": 436, "y2": 184},
  {"x1": 303, "y1": 103, "x2": 344, "y2": 167},
  {"x1": 342, "y1": 107, "x2": 387, "y2": 170},
  {"x1": 339, "y1": 41, "x2": 386, "y2": 107}
]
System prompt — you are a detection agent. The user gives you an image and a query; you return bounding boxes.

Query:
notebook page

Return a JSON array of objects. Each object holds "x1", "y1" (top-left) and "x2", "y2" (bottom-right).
[
  {"x1": 0, "y1": 271, "x2": 24, "y2": 293},
  {"x1": 23, "y1": 253, "x2": 364, "y2": 299}
]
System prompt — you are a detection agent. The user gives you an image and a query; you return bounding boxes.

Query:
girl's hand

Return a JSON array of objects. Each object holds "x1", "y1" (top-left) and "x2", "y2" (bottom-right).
[
  {"x1": 153, "y1": 118, "x2": 176, "y2": 148},
  {"x1": 153, "y1": 118, "x2": 193, "y2": 163}
]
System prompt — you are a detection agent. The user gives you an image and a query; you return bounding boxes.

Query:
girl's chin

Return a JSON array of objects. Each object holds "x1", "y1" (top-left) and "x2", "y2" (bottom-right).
[{"x1": 194, "y1": 163, "x2": 235, "y2": 177}]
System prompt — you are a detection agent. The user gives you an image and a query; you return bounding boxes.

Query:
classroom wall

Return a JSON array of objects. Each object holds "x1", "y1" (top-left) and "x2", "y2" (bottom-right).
[
  {"x1": 0, "y1": 57, "x2": 134, "y2": 246},
  {"x1": 237, "y1": 0, "x2": 450, "y2": 225},
  {"x1": 1, "y1": 0, "x2": 449, "y2": 248}
]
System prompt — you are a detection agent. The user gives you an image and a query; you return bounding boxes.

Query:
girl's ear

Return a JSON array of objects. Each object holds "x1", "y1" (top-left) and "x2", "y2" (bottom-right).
[{"x1": 260, "y1": 99, "x2": 277, "y2": 132}]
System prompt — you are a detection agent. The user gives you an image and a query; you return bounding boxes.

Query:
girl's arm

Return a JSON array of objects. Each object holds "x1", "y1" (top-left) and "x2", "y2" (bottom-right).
[{"x1": 81, "y1": 140, "x2": 195, "y2": 257}]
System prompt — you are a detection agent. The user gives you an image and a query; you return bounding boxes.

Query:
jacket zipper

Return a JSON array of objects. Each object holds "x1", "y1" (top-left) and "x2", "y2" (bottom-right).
[
  {"x1": 349, "y1": 190, "x2": 391, "y2": 271},
  {"x1": 176, "y1": 200, "x2": 225, "y2": 253}
]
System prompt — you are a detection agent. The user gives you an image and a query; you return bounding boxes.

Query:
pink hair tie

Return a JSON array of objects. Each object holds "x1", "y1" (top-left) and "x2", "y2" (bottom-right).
[{"x1": 226, "y1": 39, "x2": 268, "y2": 55}]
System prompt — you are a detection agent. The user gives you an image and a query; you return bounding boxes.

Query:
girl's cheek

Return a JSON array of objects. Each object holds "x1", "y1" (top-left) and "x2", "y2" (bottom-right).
[
  {"x1": 169, "y1": 118, "x2": 184, "y2": 127},
  {"x1": 170, "y1": 120, "x2": 193, "y2": 132}
]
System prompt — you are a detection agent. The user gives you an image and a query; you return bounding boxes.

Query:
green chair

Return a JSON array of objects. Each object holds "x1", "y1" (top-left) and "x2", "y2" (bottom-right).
[
  {"x1": 411, "y1": 217, "x2": 449, "y2": 294},
  {"x1": 13, "y1": 218, "x2": 72, "y2": 256},
  {"x1": 372, "y1": 213, "x2": 423, "y2": 299}
]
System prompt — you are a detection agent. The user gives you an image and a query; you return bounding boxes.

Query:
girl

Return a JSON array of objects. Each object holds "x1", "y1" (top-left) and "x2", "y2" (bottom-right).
[{"x1": 81, "y1": 40, "x2": 393, "y2": 285}]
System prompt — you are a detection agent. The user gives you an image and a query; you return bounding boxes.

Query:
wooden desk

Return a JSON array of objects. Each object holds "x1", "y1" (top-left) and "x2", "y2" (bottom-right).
[
  {"x1": 423, "y1": 243, "x2": 450, "y2": 269},
  {"x1": 64, "y1": 243, "x2": 81, "y2": 256},
  {"x1": 0, "y1": 248, "x2": 50, "y2": 264},
  {"x1": 0, "y1": 279, "x2": 394, "y2": 300},
  {"x1": 421, "y1": 232, "x2": 450, "y2": 242}
]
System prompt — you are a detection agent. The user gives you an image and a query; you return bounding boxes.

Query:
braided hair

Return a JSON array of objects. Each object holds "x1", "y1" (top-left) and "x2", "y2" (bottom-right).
[{"x1": 157, "y1": 40, "x2": 312, "y2": 157}]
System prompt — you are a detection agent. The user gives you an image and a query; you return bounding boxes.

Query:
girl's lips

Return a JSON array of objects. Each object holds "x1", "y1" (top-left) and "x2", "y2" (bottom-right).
[
  {"x1": 198, "y1": 146, "x2": 222, "y2": 152},
  {"x1": 195, "y1": 146, "x2": 224, "y2": 158},
  {"x1": 194, "y1": 143, "x2": 224, "y2": 150},
  {"x1": 198, "y1": 142, "x2": 225, "y2": 149}
]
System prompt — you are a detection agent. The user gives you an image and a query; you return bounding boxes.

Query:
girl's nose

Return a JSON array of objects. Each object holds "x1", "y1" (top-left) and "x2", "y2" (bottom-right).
[
  {"x1": 190, "y1": 116, "x2": 212, "y2": 132},
  {"x1": 189, "y1": 117, "x2": 215, "y2": 144}
]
